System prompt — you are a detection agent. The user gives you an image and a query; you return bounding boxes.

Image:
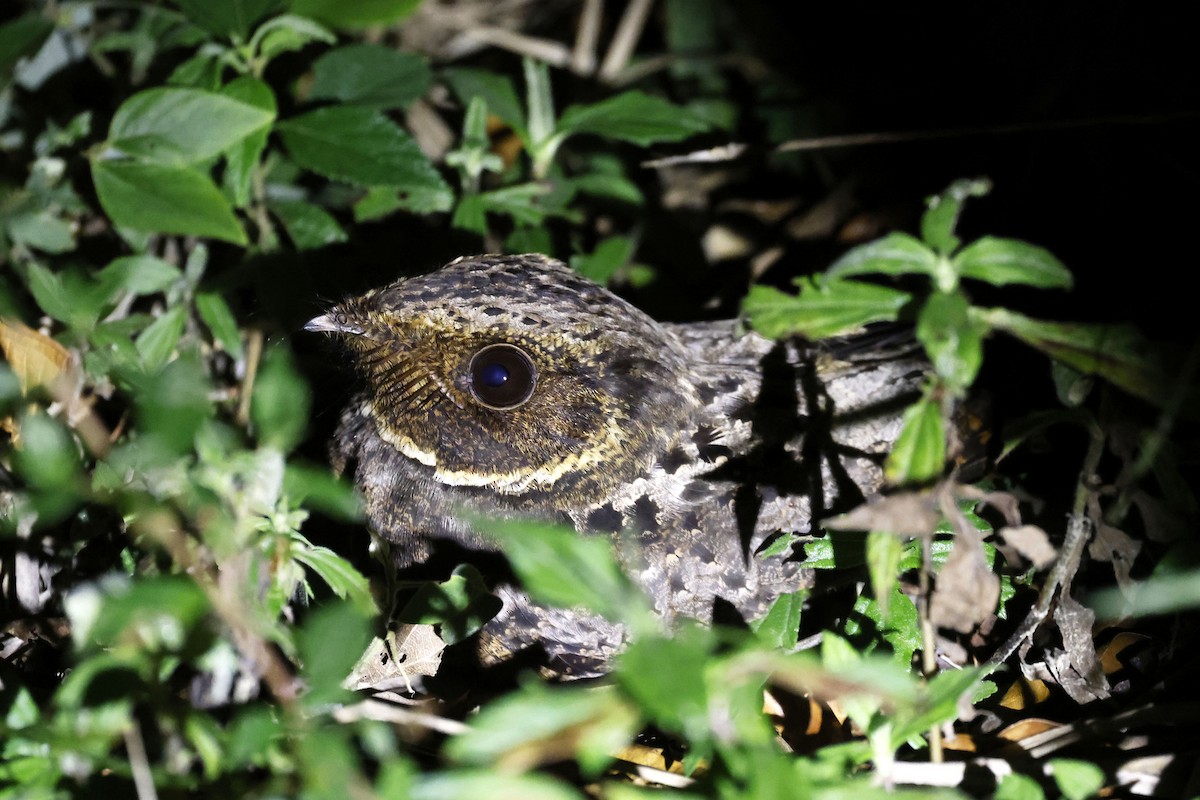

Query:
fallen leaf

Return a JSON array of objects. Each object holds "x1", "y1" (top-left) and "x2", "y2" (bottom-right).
[
  {"x1": 825, "y1": 491, "x2": 939, "y2": 536},
  {"x1": 0, "y1": 318, "x2": 70, "y2": 392},
  {"x1": 1000, "y1": 525, "x2": 1058, "y2": 570},
  {"x1": 348, "y1": 623, "x2": 444, "y2": 693}
]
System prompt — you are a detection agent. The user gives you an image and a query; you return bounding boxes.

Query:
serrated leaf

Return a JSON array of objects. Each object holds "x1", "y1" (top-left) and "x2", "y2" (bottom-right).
[
  {"x1": 278, "y1": 106, "x2": 448, "y2": 193},
  {"x1": 743, "y1": 279, "x2": 911, "y2": 340},
  {"x1": 271, "y1": 201, "x2": 347, "y2": 250},
  {"x1": 195, "y1": 292, "x2": 243, "y2": 358},
  {"x1": 92, "y1": 160, "x2": 246, "y2": 244},
  {"x1": 24, "y1": 261, "x2": 73, "y2": 323},
  {"x1": 452, "y1": 183, "x2": 550, "y2": 234},
  {"x1": 916, "y1": 290, "x2": 984, "y2": 392},
  {"x1": 953, "y1": 236, "x2": 1072, "y2": 289},
  {"x1": 310, "y1": 44, "x2": 430, "y2": 109},
  {"x1": 825, "y1": 232, "x2": 937, "y2": 281},
  {"x1": 108, "y1": 87, "x2": 275, "y2": 165},
  {"x1": 557, "y1": 90, "x2": 711, "y2": 146},
  {"x1": 171, "y1": 0, "x2": 283, "y2": 38},
  {"x1": 980, "y1": 307, "x2": 1165, "y2": 406},
  {"x1": 293, "y1": 546, "x2": 376, "y2": 616},
  {"x1": 135, "y1": 305, "x2": 186, "y2": 371},
  {"x1": 885, "y1": 396, "x2": 946, "y2": 483}
]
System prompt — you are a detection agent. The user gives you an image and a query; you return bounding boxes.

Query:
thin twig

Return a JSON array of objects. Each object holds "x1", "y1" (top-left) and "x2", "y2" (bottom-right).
[
  {"x1": 333, "y1": 697, "x2": 468, "y2": 736},
  {"x1": 124, "y1": 722, "x2": 159, "y2": 800},
  {"x1": 598, "y1": 0, "x2": 654, "y2": 82},
  {"x1": 985, "y1": 420, "x2": 1105, "y2": 672},
  {"x1": 572, "y1": 0, "x2": 603, "y2": 75},
  {"x1": 235, "y1": 328, "x2": 263, "y2": 426}
]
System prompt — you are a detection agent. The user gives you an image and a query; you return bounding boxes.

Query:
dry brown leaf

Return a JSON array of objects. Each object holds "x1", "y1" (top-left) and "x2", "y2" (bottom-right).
[
  {"x1": 999, "y1": 525, "x2": 1058, "y2": 570},
  {"x1": 1088, "y1": 521, "x2": 1142, "y2": 594},
  {"x1": 347, "y1": 624, "x2": 445, "y2": 693},
  {"x1": 825, "y1": 491, "x2": 939, "y2": 537},
  {"x1": 997, "y1": 717, "x2": 1063, "y2": 743},
  {"x1": 0, "y1": 318, "x2": 71, "y2": 392},
  {"x1": 1097, "y1": 631, "x2": 1150, "y2": 675},
  {"x1": 930, "y1": 533, "x2": 1001, "y2": 633},
  {"x1": 997, "y1": 677, "x2": 1050, "y2": 710}
]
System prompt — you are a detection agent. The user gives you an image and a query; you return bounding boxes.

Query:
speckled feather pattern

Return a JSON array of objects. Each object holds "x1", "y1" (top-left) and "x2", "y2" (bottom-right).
[{"x1": 311, "y1": 254, "x2": 926, "y2": 677}]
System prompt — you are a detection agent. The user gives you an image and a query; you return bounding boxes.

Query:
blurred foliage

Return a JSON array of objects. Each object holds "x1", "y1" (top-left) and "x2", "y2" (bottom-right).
[{"x1": 1, "y1": 1, "x2": 1196, "y2": 798}]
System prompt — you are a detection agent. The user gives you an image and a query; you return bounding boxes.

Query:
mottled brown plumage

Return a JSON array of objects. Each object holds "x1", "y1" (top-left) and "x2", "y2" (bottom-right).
[{"x1": 308, "y1": 253, "x2": 926, "y2": 676}]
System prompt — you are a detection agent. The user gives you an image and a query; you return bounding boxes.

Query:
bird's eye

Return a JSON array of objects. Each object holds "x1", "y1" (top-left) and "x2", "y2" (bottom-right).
[{"x1": 468, "y1": 344, "x2": 537, "y2": 410}]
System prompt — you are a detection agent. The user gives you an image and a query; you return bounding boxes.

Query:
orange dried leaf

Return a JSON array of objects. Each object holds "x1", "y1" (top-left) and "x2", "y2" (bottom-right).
[{"x1": 0, "y1": 318, "x2": 71, "y2": 392}]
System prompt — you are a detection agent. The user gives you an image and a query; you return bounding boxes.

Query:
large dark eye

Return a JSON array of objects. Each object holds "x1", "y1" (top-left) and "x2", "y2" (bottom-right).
[{"x1": 468, "y1": 344, "x2": 537, "y2": 410}]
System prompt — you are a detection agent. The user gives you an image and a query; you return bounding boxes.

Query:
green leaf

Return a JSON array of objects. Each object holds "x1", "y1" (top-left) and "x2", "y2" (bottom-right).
[
  {"x1": 446, "y1": 682, "x2": 638, "y2": 777},
  {"x1": 108, "y1": 87, "x2": 275, "y2": 165},
  {"x1": 24, "y1": 261, "x2": 73, "y2": 324},
  {"x1": 292, "y1": 545, "x2": 376, "y2": 616},
  {"x1": 195, "y1": 292, "x2": 244, "y2": 358},
  {"x1": 251, "y1": 14, "x2": 336, "y2": 64},
  {"x1": 866, "y1": 530, "x2": 903, "y2": 617},
  {"x1": 920, "y1": 177, "x2": 991, "y2": 256},
  {"x1": 0, "y1": 14, "x2": 54, "y2": 83},
  {"x1": 557, "y1": 90, "x2": 712, "y2": 146},
  {"x1": 398, "y1": 564, "x2": 502, "y2": 645},
  {"x1": 296, "y1": 601, "x2": 372, "y2": 707},
  {"x1": 474, "y1": 517, "x2": 653, "y2": 628},
  {"x1": 441, "y1": 68, "x2": 527, "y2": 142},
  {"x1": 618, "y1": 625, "x2": 712, "y2": 743},
  {"x1": 891, "y1": 666, "x2": 984, "y2": 746},
  {"x1": 288, "y1": 0, "x2": 422, "y2": 29},
  {"x1": 885, "y1": 395, "x2": 946, "y2": 483},
  {"x1": 278, "y1": 106, "x2": 447, "y2": 190},
  {"x1": 251, "y1": 345, "x2": 310, "y2": 451},
  {"x1": 916, "y1": 291, "x2": 985, "y2": 392},
  {"x1": 220, "y1": 76, "x2": 276, "y2": 208},
  {"x1": 953, "y1": 236, "x2": 1072, "y2": 289},
  {"x1": 571, "y1": 236, "x2": 634, "y2": 285},
  {"x1": 750, "y1": 591, "x2": 806, "y2": 649},
  {"x1": 6, "y1": 211, "x2": 76, "y2": 253},
  {"x1": 411, "y1": 771, "x2": 584, "y2": 800},
  {"x1": 524, "y1": 57, "x2": 556, "y2": 150},
  {"x1": 135, "y1": 306, "x2": 187, "y2": 372},
  {"x1": 171, "y1": 0, "x2": 283, "y2": 38},
  {"x1": 284, "y1": 462, "x2": 363, "y2": 522},
  {"x1": 310, "y1": 44, "x2": 431, "y2": 109},
  {"x1": 1047, "y1": 760, "x2": 1104, "y2": 800},
  {"x1": 92, "y1": 160, "x2": 247, "y2": 244},
  {"x1": 979, "y1": 307, "x2": 1166, "y2": 406},
  {"x1": 271, "y1": 201, "x2": 347, "y2": 250},
  {"x1": 845, "y1": 588, "x2": 920, "y2": 667},
  {"x1": 12, "y1": 411, "x2": 81, "y2": 492},
  {"x1": 743, "y1": 278, "x2": 911, "y2": 340},
  {"x1": 97, "y1": 255, "x2": 182, "y2": 297},
  {"x1": 995, "y1": 772, "x2": 1046, "y2": 800},
  {"x1": 452, "y1": 183, "x2": 551, "y2": 234},
  {"x1": 130, "y1": 354, "x2": 213, "y2": 453},
  {"x1": 825, "y1": 232, "x2": 938, "y2": 281}
]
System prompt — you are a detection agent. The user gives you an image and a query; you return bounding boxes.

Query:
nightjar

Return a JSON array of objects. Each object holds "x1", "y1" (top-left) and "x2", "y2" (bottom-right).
[{"x1": 307, "y1": 253, "x2": 926, "y2": 677}]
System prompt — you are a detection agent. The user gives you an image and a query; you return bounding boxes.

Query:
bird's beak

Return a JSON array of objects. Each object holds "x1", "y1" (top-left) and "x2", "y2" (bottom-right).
[{"x1": 304, "y1": 314, "x2": 340, "y2": 333}]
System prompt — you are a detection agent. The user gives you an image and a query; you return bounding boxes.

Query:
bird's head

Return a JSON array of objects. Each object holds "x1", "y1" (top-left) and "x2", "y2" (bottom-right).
[{"x1": 307, "y1": 254, "x2": 697, "y2": 504}]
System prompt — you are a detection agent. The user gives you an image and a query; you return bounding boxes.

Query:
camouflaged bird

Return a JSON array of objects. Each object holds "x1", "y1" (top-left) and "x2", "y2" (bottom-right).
[{"x1": 307, "y1": 253, "x2": 926, "y2": 677}]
